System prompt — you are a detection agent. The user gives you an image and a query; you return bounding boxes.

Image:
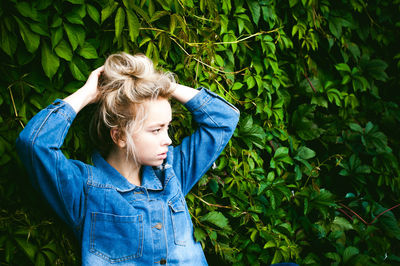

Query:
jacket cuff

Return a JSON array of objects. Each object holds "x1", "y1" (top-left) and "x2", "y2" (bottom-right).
[
  {"x1": 184, "y1": 87, "x2": 239, "y2": 114},
  {"x1": 49, "y1": 99, "x2": 77, "y2": 122}
]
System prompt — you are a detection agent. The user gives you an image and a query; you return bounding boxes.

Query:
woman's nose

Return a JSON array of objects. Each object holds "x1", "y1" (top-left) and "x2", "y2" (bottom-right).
[{"x1": 162, "y1": 131, "x2": 172, "y2": 146}]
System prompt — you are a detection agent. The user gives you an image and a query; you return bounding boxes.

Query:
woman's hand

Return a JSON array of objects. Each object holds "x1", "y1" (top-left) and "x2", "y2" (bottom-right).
[
  {"x1": 64, "y1": 66, "x2": 104, "y2": 113},
  {"x1": 171, "y1": 83, "x2": 199, "y2": 104}
]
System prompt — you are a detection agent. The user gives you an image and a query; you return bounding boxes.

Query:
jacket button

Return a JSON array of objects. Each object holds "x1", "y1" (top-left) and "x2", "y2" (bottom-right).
[
  {"x1": 160, "y1": 258, "x2": 166, "y2": 264},
  {"x1": 154, "y1": 223, "x2": 162, "y2": 230}
]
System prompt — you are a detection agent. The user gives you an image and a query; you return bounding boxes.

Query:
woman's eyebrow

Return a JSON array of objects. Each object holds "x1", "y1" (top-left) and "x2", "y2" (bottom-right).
[{"x1": 147, "y1": 120, "x2": 172, "y2": 127}]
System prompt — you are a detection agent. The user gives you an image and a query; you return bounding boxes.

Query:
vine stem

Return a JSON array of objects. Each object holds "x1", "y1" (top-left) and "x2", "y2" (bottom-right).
[
  {"x1": 303, "y1": 72, "x2": 316, "y2": 93},
  {"x1": 170, "y1": 37, "x2": 247, "y2": 75},
  {"x1": 214, "y1": 79, "x2": 256, "y2": 105},
  {"x1": 338, "y1": 203, "x2": 400, "y2": 225},
  {"x1": 186, "y1": 27, "x2": 283, "y2": 46},
  {"x1": 303, "y1": 154, "x2": 343, "y2": 188},
  {"x1": 192, "y1": 193, "x2": 239, "y2": 210},
  {"x1": 8, "y1": 84, "x2": 24, "y2": 129}
]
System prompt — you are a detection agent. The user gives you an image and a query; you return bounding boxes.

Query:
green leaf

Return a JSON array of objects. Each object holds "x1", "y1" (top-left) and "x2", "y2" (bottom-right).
[
  {"x1": 41, "y1": 41, "x2": 60, "y2": 78},
  {"x1": 335, "y1": 63, "x2": 351, "y2": 73},
  {"x1": 14, "y1": 16, "x2": 40, "y2": 53},
  {"x1": 193, "y1": 227, "x2": 207, "y2": 242},
  {"x1": 69, "y1": 57, "x2": 88, "y2": 81},
  {"x1": 274, "y1": 147, "x2": 289, "y2": 159},
  {"x1": 16, "y1": 2, "x2": 39, "y2": 21},
  {"x1": 15, "y1": 238, "x2": 36, "y2": 263},
  {"x1": 296, "y1": 146, "x2": 316, "y2": 160},
  {"x1": 232, "y1": 82, "x2": 243, "y2": 90},
  {"x1": 101, "y1": 1, "x2": 118, "y2": 24},
  {"x1": 248, "y1": 1, "x2": 261, "y2": 25},
  {"x1": 66, "y1": 0, "x2": 84, "y2": 3},
  {"x1": 64, "y1": 23, "x2": 85, "y2": 50},
  {"x1": 51, "y1": 27, "x2": 63, "y2": 49},
  {"x1": 263, "y1": 240, "x2": 276, "y2": 249},
  {"x1": 149, "y1": 10, "x2": 169, "y2": 23},
  {"x1": 343, "y1": 246, "x2": 359, "y2": 263},
  {"x1": 55, "y1": 40, "x2": 73, "y2": 61},
  {"x1": 115, "y1": 7, "x2": 125, "y2": 39},
  {"x1": 78, "y1": 42, "x2": 98, "y2": 59},
  {"x1": 200, "y1": 211, "x2": 231, "y2": 230},
  {"x1": 292, "y1": 104, "x2": 324, "y2": 141},
  {"x1": 87, "y1": 4, "x2": 100, "y2": 24},
  {"x1": 126, "y1": 9, "x2": 140, "y2": 43},
  {"x1": 349, "y1": 123, "x2": 363, "y2": 133},
  {"x1": 0, "y1": 25, "x2": 17, "y2": 56}
]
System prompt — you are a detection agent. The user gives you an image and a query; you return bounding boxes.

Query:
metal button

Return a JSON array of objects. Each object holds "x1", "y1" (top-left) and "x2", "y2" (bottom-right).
[
  {"x1": 160, "y1": 258, "x2": 166, "y2": 264},
  {"x1": 154, "y1": 223, "x2": 162, "y2": 230}
]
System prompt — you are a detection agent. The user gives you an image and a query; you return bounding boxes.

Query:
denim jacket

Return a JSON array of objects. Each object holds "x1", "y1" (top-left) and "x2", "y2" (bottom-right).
[{"x1": 16, "y1": 88, "x2": 239, "y2": 265}]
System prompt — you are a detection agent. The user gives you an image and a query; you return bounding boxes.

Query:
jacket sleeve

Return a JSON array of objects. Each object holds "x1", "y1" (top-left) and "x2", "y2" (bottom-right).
[
  {"x1": 16, "y1": 99, "x2": 87, "y2": 229},
  {"x1": 172, "y1": 88, "x2": 240, "y2": 195}
]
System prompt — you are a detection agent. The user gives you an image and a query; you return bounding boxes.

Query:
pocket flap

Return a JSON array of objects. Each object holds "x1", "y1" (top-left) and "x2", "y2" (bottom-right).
[{"x1": 168, "y1": 195, "x2": 185, "y2": 213}]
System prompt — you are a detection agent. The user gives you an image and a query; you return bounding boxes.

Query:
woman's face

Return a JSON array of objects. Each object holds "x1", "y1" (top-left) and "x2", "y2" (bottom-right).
[{"x1": 131, "y1": 98, "x2": 172, "y2": 166}]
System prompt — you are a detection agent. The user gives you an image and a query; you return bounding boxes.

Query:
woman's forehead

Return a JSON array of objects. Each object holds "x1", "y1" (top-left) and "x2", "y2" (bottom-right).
[{"x1": 143, "y1": 98, "x2": 172, "y2": 125}]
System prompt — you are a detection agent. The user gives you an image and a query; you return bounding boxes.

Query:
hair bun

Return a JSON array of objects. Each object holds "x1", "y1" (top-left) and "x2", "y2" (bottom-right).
[{"x1": 104, "y1": 53, "x2": 154, "y2": 81}]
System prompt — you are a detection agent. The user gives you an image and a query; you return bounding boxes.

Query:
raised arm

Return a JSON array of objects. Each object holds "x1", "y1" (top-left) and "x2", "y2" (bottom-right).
[
  {"x1": 171, "y1": 83, "x2": 199, "y2": 104},
  {"x1": 64, "y1": 65, "x2": 104, "y2": 113},
  {"x1": 171, "y1": 86, "x2": 240, "y2": 195},
  {"x1": 16, "y1": 66, "x2": 103, "y2": 229}
]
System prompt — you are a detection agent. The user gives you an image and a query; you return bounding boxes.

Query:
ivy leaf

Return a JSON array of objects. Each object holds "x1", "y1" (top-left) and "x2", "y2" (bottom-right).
[
  {"x1": 237, "y1": 115, "x2": 266, "y2": 149},
  {"x1": 115, "y1": 7, "x2": 125, "y2": 39},
  {"x1": 16, "y1": 2, "x2": 39, "y2": 21},
  {"x1": 349, "y1": 123, "x2": 363, "y2": 133},
  {"x1": 66, "y1": 0, "x2": 84, "y2": 4},
  {"x1": 292, "y1": 104, "x2": 324, "y2": 141},
  {"x1": 343, "y1": 246, "x2": 359, "y2": 263},
  {"x1": 0, "y1": 25, "x2": 17, "y2": 56},
  {"x1": 296, "y1": 146, "x2": 316, "y2": 160},
  {"x1": 14, "y1": 16, "x2": 40, "y2": 53},
  {"x1": 126, "y1": 9, "x2": 140, "y2": 43},
  {"x1": 193, "y1": 227, "x2": 207, "y2": 242},
  {"x1": 335, "y1": 63, "x2": 351, "y2": 73},
  {"x1": 15, "y1": 238, "x2": 37, "y2": 263},
  {"x1": 55, "y1": 40, "x2": 73, "y2": 61},
  {"x1": 101, "y1": 1, "x2": 118, "y2": 24},
  {"x1": 87, "y1": 4, "x2": 100, "y2": 24},
  {"x1": 69, "y1": 57, "x2": 89, "y2": 81},
  {"x1": 41, "y1": 41, "x2": 60, "y2": 78},
  {"x1": 78, "y1": 42, "x2": 98, "y2": 59},
  {"x1": 200, "y1": 211, "x2": 231, "y2": 230},
  {"x1": 248, "y1": 0, "x2": 261, "y2": 25},
  {"x1": 65, "y1": 11, "x2": 84, "y2": 25},
  {"x1": 50, "y1": 27, "x2": 63, "y2": 49},
  {"x1": 64, "y1": 23, "x2": 85, "y2": 50}
]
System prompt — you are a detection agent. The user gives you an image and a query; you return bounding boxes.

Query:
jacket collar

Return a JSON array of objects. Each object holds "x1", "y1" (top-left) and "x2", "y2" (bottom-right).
[{"x1": 91, "y1": 152, "x2": 164, "y2": 192}]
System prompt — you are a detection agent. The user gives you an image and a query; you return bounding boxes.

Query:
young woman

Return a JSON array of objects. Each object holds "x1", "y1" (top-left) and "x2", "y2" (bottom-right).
[{"x1": 16, "y1": 53, "x2": 240, "y2": 265}]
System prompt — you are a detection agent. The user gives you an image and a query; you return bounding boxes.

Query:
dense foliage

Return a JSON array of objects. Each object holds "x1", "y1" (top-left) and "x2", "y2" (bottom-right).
[{"x1": 1, "y1": 0, "x2": 400, "y2": 265}]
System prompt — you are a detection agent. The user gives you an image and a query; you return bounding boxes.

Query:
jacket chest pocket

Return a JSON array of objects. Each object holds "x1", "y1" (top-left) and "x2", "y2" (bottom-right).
[
  {"x1": 168, "y1": 195, "x2": 189, "y2": 246},
  {"x1": 90, "y1": 212, "x2": 143, "y2": 263}
]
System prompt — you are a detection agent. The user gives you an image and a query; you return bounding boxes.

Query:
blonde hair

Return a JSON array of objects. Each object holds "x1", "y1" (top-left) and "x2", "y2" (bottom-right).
[{"x1": 90, "y1": 52, "x2": 175, "y2": 161}]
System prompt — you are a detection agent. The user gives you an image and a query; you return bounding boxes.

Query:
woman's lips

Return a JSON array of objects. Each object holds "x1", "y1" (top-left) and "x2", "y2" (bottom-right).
[{"x1": 158, "y1": 152, "x2": 167, "y2": 159}]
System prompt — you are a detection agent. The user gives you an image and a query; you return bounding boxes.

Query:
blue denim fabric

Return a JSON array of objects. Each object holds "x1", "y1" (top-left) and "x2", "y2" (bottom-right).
[{"x1": 16, "y1": 88, "x2": 239, "y2": 265}]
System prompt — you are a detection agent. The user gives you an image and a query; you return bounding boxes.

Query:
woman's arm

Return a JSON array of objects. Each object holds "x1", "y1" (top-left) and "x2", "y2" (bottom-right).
[
  {"x1": 171, "y1": 83, "x2": 199, "y2": 104},
  {"x1": 16, "y1": 67, "x2": 103, "y2": 229},
  {"x1": 64, "y1": 66, "x2": 104, "y2": 113},
  {"x1": 171, "y1": 87, "x2": 240, "y2": 195}
]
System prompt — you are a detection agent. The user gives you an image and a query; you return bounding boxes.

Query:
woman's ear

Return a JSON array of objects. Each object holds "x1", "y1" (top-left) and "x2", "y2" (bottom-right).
[{"x1": 110, "y1": 128, "x2": 126, "y2": 148}]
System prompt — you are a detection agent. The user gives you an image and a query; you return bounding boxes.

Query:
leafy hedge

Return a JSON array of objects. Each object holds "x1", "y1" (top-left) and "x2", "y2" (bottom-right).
[{"x1": 1, "y1": 0, "x2": 400, "y2": 265}]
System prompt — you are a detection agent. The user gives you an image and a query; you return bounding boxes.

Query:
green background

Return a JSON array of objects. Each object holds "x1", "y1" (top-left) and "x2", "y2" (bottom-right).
[{"x1": 1, "y1": 0, "x2": 400, "y2": 265}]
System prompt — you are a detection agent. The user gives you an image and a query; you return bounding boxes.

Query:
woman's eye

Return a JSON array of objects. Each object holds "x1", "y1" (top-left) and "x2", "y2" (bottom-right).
[{"x1": 153, "y1": 128, "x2": 161, "y2": 133}]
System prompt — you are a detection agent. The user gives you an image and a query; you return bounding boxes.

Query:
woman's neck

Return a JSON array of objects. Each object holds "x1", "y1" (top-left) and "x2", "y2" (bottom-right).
[{"x1": 106, "y1": 148, "x2": 142, "y2": 186}]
